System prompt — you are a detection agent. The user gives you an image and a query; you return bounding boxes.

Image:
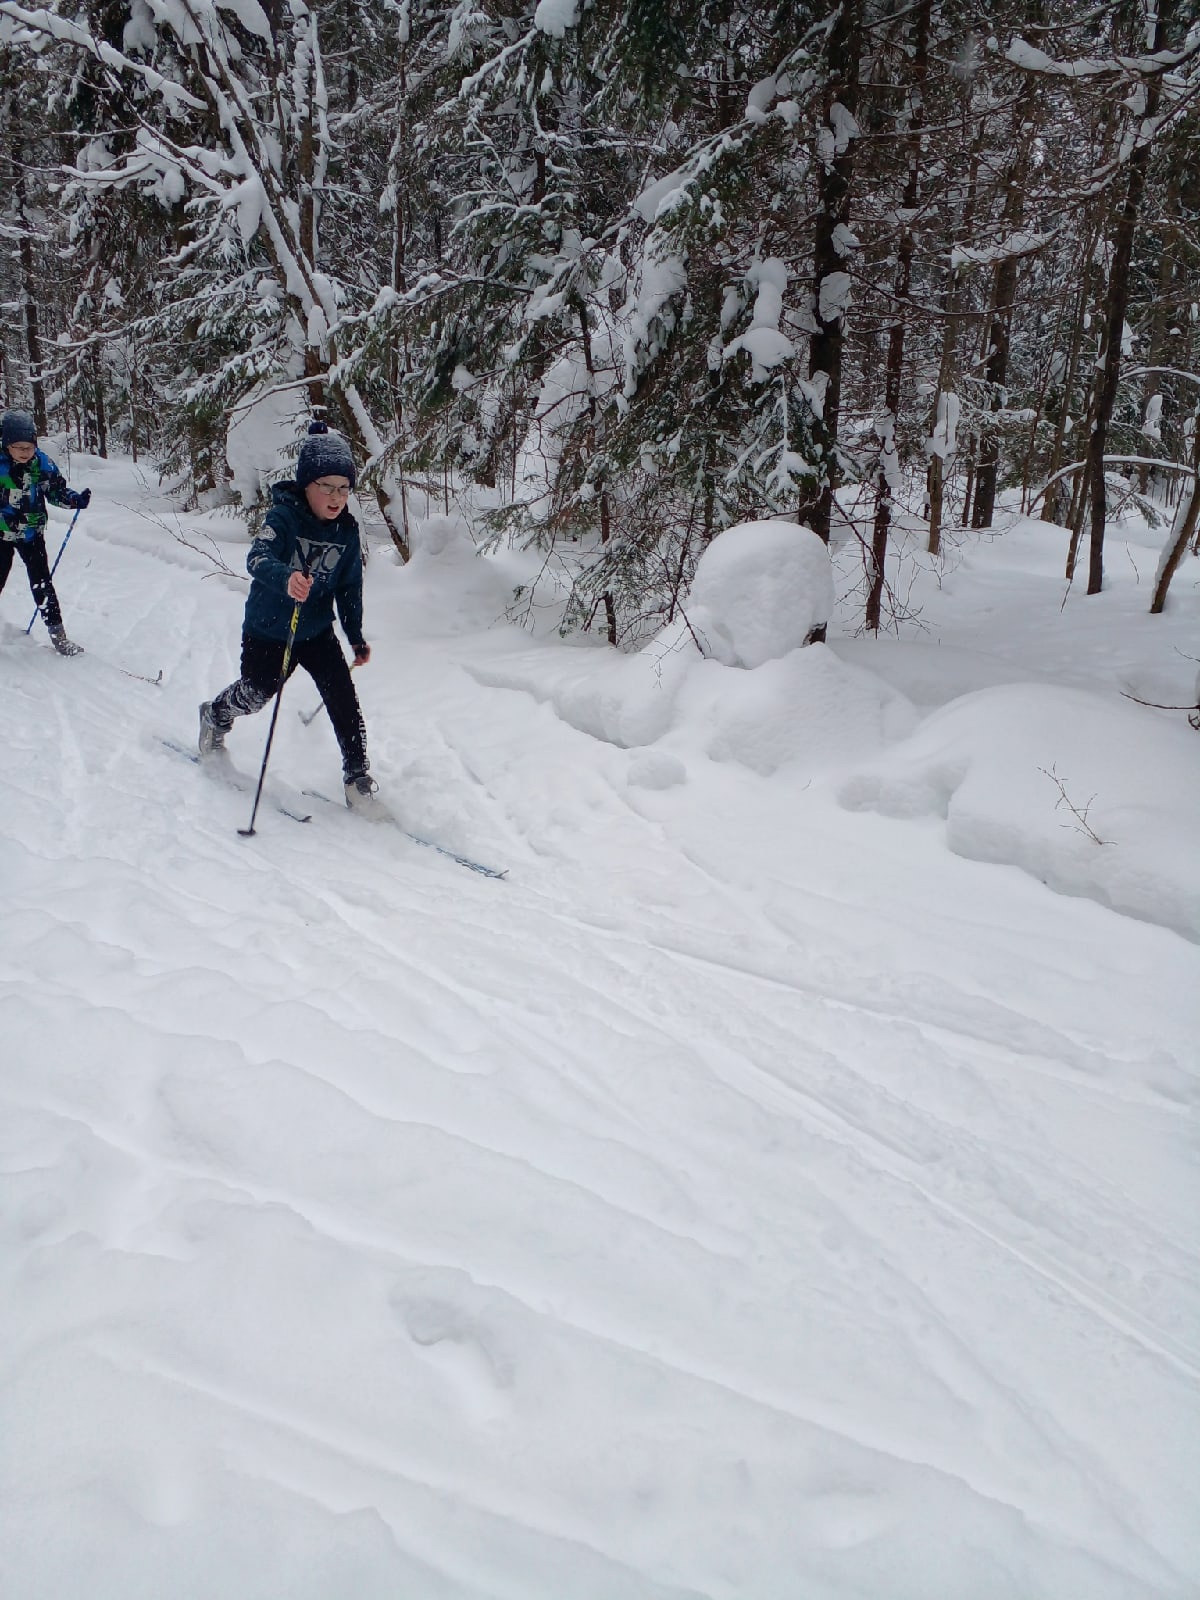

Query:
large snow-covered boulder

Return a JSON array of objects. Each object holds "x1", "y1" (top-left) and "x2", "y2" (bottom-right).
[{"x1": 686, "y1": 519, "x2": 834, "y2": 669}]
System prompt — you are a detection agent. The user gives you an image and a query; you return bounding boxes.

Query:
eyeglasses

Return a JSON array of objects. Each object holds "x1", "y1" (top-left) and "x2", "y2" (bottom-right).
[{"x1": 311, "y1": 480, "x2": 351, "y2": 498}]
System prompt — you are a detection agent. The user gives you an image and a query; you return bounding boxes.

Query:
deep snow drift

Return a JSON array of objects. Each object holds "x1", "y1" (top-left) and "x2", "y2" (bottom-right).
[{"x1": 2, "y1": 450, "x2": 1198, "y2": 1600}]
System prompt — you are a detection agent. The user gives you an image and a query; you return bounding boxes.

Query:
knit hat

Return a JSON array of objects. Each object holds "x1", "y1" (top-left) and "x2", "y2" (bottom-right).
[
  {"x1": 2, "y1": 410, "x2": 37, "y2": 449},
  {"x1": 295, "y1": 420, "x2": 356, "y2": 490}
]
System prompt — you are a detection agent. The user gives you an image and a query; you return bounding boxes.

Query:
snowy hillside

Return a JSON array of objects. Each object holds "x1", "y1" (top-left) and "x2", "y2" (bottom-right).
[{"x1": 2, "y1": 453, "x2": 1198, "y2": 1600}]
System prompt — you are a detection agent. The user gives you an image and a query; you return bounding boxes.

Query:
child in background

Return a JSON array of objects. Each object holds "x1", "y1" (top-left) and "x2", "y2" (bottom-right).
[{"x1": 0, "y1": 409, "x2": 91, "y2": 655}]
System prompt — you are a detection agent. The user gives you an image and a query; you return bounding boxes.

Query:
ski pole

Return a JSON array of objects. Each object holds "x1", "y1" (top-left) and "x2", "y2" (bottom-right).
[
  {"x1": 25, "y1": 505, "x2": 83, "y2": 635},
  {"x1": 239, "y1": 591, "x2": 304, "y2": 838},
  {"x1": 299, "y1": 660, "x2": 357, "y2": 725}
]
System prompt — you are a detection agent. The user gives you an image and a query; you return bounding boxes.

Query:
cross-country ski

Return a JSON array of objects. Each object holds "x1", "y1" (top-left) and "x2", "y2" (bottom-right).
[
  {"x1": 159, "y1": 737, "x2": 313, "y2": 825},
  {"x1": 301, "y1": 785, "x2": 508, "y2": 879}
]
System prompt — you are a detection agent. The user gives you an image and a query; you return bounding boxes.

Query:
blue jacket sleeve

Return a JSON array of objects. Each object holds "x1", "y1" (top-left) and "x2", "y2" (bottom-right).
[
  {"x1": 334, "y1": 526, "x2": 365, "y2": 649},
  {"x1": 38, "y1": 452, "x2": 76, "y2": 509},
  {"x1": 247, "y1": 505, "x2": 298, "y2": 595}
]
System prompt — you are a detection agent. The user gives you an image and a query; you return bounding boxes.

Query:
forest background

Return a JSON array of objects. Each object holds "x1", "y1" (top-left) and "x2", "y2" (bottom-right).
[{"x1": 0, "y1": 0, "x2": 1197, "y2": 644}]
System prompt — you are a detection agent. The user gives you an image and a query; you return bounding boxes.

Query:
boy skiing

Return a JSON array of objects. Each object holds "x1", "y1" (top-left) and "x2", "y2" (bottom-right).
[
  {"x1": 0, "y1": 409, "x2": 91, "y2": 655},
  {"x1": 199, "y1": 420, "x2": 382, "y2": 812}
]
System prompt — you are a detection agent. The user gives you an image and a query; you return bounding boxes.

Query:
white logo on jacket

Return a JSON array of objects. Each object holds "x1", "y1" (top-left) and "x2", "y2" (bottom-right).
[{"x1": 294, "y1": 535, "x2": 347, "y2": 578}]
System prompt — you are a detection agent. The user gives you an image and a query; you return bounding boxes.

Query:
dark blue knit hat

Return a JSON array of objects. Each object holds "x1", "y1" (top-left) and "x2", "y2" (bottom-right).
[
  {"x1": 2, "y1": 410, "x2": 37, "y2": 449},
  {"x1": 296, "y1": 420, "x2": 356, "y2": 490}
]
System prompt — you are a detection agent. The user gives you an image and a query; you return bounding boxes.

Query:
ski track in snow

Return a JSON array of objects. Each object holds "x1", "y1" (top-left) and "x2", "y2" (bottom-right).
[{"x1": 2, "y1": 472, "x2": 1198, "y2": 1599}]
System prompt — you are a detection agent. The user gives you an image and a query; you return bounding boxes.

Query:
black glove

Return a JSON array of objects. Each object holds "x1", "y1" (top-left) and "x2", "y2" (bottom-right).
[{"x1": 72, "y1": 488, "x2": 91, "y2": 510}]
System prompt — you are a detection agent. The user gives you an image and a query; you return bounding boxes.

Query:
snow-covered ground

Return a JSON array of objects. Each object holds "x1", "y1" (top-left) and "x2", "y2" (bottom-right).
[{"x1": 2, "y1": 451, "x2": 1198, "y2": 1600}]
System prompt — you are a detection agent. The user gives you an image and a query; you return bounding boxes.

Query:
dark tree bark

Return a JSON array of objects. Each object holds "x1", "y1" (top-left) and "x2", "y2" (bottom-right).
[
  {"x1": 802, "y1": 0, "x2": 863, "y2": 554},
  {"x1": 1150, "y1": 420, "x2": 1200, "y2": 614},
  {"x1": 926, "y1": 129, "x2": 982, "y2": 558},
  {"x1": 867, "y1": 0, "x2": 929, "y2": 631},
  {"x1": 971, "y1": 86, "x2": 1038, "y2": 530},
  {"x1": 1085, "y1": 2, "x2": 1171, "y2": 594},
  {"x1": 10, "y1": 134, "x2": 47, "y2": 432}
]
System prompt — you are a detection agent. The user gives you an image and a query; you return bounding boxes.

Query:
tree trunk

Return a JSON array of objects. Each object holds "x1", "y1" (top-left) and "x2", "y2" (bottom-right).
[
  {"x1": 867, "y1": 0, "x2": 929, "y2": 631},
  {"x1": 576, "y1": 295, "x2": 616, "y2": 643},
  {"x1": 803, "y1": 0, "x2": 863, "y2": 552},
  {"x1": 1150, "y1": 420, "x2": 1200, "y2": 614},
  {"x1": 11, "y1": 133, "x2": 47, "y2": 432},
  {"x1": 1040, "y1": 224, "x2": 1098, "y2": 524},
  {"x1": 1085, "y1": 4, "x2": 1170, "y2": 594},
  {"x1": 90, "y1": 345, "x2": 108, "y2": 459},
  {"x1": 972, "y1": 86, "x2": 1038, "y2": 529},
  {"x1": 1137, "y1": 164, "x2": 1181, "y2": 492},
  {"x1": 926, "y1": 107, "x2": 983, "y2": 556}
]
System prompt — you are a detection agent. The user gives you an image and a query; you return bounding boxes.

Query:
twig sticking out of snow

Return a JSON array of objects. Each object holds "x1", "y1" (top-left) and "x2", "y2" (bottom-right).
[{"x1": 1038, "y1": 763, "x2": 1110, "y2": 846}]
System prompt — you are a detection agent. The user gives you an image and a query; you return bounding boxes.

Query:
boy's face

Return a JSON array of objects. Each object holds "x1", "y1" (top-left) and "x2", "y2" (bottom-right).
[
  {"x1": 7, "y1": 441, "x2": 35, "y2": 464},
  {"x1": 304, "y1": 477, "x2": 351, "y2": 521}
]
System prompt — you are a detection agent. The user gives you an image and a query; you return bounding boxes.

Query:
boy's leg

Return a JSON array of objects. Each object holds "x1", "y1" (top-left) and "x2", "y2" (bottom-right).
[
  {"x1": 209, "y1": 632, "x2": 293, "y2": 725},
  {"x1": 0, "y1": 541, "x2": 14, "y2": 597},
  {"x1": 295, "y1": 628, "x2": 367, "y2": 778},
  {"x1": 17, "y1": 536, "x2": 63, "y2": 629}
]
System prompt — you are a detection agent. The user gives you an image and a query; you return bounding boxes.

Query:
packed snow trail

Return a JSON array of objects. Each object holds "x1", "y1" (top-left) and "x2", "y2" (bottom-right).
[{"x1": 1, "y1": 459, "x2": 1198, "y2": 1599}]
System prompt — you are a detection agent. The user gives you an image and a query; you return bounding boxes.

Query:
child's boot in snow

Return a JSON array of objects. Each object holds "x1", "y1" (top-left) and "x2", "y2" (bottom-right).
[
  {"x1": 49, "y1": 625, "x2": 83, "y2": 657},
  {"x1": 344, "y1": 771, "x2": 386, "y2": 818},
  {"x1": 198, "y1": 700, "x2": 230, "y2": 756}
]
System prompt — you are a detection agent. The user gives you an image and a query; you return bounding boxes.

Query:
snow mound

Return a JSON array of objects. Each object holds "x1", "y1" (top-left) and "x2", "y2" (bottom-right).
[
  {"x1": 388, "y1": 538, "x2": 537, "y2": 637},
  {"x1": 409, "y1": 513, "x2": 474, "y2": 557},
  {"x1": 839, "y1": 685, "x2": 1200, "y2": 942},
  {"x1": 626, "y1": 751, "x2": 687, "y2": 790},
  {"x1": 470, "y1": 623, "x2": 702, "y2": 749},
  {"x1": 831, "y1": 638, "x2": 1036, "y2": 707},
  {"x1": 674, "y1": 644, "x2": 916, "y2": 777},
  {"x1": 687, "y1": 519, "x2": 833, "y2": 668},
  {"x1": 471, "y1": 631, "x2": 914, "y2": 780}
]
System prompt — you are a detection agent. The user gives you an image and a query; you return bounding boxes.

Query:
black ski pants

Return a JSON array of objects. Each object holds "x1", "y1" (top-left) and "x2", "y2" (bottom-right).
[
  {"x1": 0, "y1": 534, "x2": 63, "y2": 629},
  {"x1": 213, "y1": 626, "x2": 368, "y2": 778}
]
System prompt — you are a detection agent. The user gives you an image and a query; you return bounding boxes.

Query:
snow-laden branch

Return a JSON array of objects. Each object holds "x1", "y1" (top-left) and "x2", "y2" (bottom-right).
[
  {"x1": 452, "y1": 23, "x2": 540, "y2": 102},
  {"x1": 950, "y1": 230, "x2": 1053, "y2": 269},
  {"x1": 0, "y1": 2, "x2": 205, "y2": 114},
  {"x1": 1006, "y1": 26, "x2": 1200, "y2": 81},
  {"x1": 1124, "y1": 367, "x2": 1200, "y2": 389},
  {"x1": 1031, "y1": 455, "x2": 1197, "y2": 507}
]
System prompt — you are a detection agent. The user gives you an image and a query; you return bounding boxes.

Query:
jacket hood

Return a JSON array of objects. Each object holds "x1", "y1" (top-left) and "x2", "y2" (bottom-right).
[{"x1": 269, "y1": 479, "x2": 304, "y2": 509}]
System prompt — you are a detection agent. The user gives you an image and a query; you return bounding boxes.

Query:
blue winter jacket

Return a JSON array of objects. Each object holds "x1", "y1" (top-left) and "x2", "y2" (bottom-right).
[
  {"x1": 0, "y1": 447, "x2": 84, "y2": 541},
  {"x1": 244, "y1": 481, "x2": 366, "y2": 648}
]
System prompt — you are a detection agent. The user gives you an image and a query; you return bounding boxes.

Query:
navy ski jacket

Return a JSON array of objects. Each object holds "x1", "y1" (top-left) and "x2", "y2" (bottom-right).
[
  {"x1": 0, "y1": 447, "x2": 84, "y2": 541},
  {"x1": 244, "y1": 480, "x2": 365, "y2": 648}
]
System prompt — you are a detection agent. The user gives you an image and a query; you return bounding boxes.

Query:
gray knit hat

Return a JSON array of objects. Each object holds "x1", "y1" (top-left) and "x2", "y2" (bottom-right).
[
  {"x1": 296, "y1": 420, "x2": 356, "y2": 490},
  {"x1": 2, "y1": 410, "x2": 37, "y2": 449}
]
